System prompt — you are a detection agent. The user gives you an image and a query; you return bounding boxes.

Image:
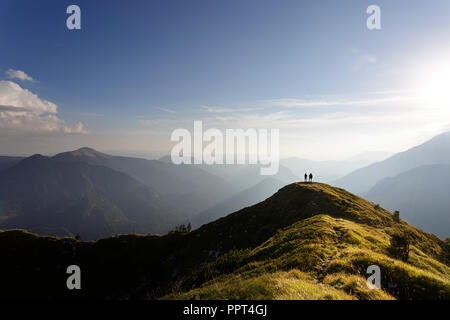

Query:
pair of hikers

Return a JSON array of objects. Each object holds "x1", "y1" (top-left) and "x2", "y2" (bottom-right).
[{"x1": 304, "y1": 173, "x2": 313, "y2": 182}]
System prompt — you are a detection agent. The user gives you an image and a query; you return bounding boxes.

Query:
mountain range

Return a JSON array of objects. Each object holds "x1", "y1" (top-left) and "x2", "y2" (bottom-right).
[
  {"x1": 0, "y1": 154, "x2": 181, "y2": 239},
  {"x1": 281, "y1": 151, "x2": 391, "y2": 182},
  {"x1": 366, "y1": 164, "x2": 450, "y2": 238},
  {"x1": 53, "y1": 148, "x2": 235, "y2": 216},
  {"x1": 0, "y1": 148, "x2": 299, "y2": 239},
  {"x1": 334, "y1": 132, "x2": 450, "y2": 193}
]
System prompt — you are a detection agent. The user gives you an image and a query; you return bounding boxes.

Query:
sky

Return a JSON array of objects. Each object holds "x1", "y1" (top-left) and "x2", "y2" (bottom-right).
[{"x1": 1, "y1": 0, "x2": 450, "y2": 160}]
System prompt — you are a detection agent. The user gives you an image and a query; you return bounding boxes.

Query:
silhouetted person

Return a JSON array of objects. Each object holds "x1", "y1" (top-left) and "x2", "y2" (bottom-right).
[
  {"x1": 304, "y1": 173, "x2": 308, "y2": 182},
  {"x1": 309, "y1": 173, "x2": 313, "y2": 182}
]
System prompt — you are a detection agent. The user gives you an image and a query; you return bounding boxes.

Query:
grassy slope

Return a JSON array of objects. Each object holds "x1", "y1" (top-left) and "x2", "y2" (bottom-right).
[
  {"x1": 0, "y1": 183, "x2": 448, "y2": 300},
  {"x1": 165, "y1": 183, "x2": 449, "y2": 300},
  {"x1": 169, "y1": 214, "x2": 448, "y2": 300}
]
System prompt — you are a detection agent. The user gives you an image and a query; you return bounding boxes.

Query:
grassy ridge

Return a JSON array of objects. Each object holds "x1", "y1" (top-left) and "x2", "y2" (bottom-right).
[{"x1": 168, "y1": 213, "x2": 448, "y2": 300}]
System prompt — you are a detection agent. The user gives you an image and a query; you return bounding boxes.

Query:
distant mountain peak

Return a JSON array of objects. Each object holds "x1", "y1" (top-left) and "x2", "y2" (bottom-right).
[
  {"x1": 71, "y1": 147, "x2": 105, "y2": 157},
  {"x1": 53, "y1": 147, "x2": 109, "y2": 160},
  {"x1": 28, "y1": 153, "x2": 47, "y2": 160},
  {"x1": 77, "y1": 147, "x2": 97, "y2": 152},
  {"x1": 7, "y1": 154, "x2": 52, "y2": 172},
  {"x1": 19, "y1": 154, "x2": 48, "y2": 164},
  {"x1": 334, "y1": 131, "x2": 450, "y2": 193}
]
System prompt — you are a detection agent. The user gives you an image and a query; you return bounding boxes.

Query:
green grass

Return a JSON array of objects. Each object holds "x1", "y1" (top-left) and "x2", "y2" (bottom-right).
[
  {"x1": 164, "y1": 270, "x2": 354, "y2": 300},
  {"x1": 323, "y1": 273, "x2": 394, "y2": 300},
  {"x1": 169, "y1": 211, "x2": 448, "y2": 299}
]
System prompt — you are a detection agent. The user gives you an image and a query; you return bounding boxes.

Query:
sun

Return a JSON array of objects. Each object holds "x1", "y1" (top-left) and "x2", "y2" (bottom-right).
[{"x1": 420, "y1": 61, "x2": 450, "y2": 107}]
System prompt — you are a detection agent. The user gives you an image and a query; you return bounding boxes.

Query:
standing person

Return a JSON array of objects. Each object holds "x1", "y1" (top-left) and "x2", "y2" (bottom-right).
[
  {"x1": 304, "y1": 173, "x2": 308, "y2": 182},
  {"x1": 309, "y1": 173, "x2": 313, "y2": 182}
]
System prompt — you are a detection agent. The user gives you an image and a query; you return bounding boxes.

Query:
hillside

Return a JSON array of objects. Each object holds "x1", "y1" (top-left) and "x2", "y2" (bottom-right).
[
  {"x1": 334, "y1": 132, "x2": 450, "y2": 193},
  {"x1": 0, "y1": 183, "x2": 448, "y2": 300},
  {"x1": 366, "y1": 164, "x2": 450, "y2": 238},
  {"x1": 0, "y1": 155, "x2": 181, "y2": 240},
  {"x1": 0, "y1": 156, "x2": 24, "y2": 172}
]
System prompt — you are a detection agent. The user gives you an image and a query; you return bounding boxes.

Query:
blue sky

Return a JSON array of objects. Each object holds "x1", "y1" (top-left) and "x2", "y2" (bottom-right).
[{"x1": 1, "y1": 0, "x2": 450, "y2": 159}]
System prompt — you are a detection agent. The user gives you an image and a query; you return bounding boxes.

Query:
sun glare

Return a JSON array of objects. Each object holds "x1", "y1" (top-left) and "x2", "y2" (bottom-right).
[{"x1": 420, "y1": 61, "x2": 450, "y2": 107}]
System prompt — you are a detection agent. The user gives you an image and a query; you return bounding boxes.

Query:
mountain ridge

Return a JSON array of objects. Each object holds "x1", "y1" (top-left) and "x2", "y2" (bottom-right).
[
  {"x1": 366, "y1": 164, "x2": 450, "y2": 238},
  {"x1": 334, "y1": 131, "x2": 450, "y2": 193},
  {"x1": 53, "y1": 147, "x2": 235, "y2": 217},
  {"x1": 0, "y1": 155, "x2": 25, "y2": 172},
  {"x1": 0, "y1": 154, "x2": 182, "y2": 239}
]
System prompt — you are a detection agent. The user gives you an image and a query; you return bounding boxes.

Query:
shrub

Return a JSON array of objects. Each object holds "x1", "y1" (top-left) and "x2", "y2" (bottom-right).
[
  {"x1": 442, "y1": 238, "x2": 450, "y2": 265},
  {"x1": 393, "y1": 211, "x2": 400, "y2": 223},
  {"x1": 389, "y1": 232, "x2": 410, "y2": 262},
  {"x1": 169, "y1": 224, "x2": 191, "y2": 234}
]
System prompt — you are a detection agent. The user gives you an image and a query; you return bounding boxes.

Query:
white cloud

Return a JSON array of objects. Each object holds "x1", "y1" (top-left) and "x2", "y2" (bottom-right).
[
  {"x1": 268, "y1": 94, "x2": 421, "y2": 108},
  {"x1": 156, "y1": 107, "x2": 177, "y2": 114},
  {"x1": 0, "y1": 80, "x2": 88, "y2": 134},
  {"x1": 200, "y1": 105, "x2": 256, "y2": 113},
  {"x1": 0, "y1": 81, "x2": 56, "y2": 113},
  {"x1": 5, "y1": 69, "x2": 34, "y2": 82}
]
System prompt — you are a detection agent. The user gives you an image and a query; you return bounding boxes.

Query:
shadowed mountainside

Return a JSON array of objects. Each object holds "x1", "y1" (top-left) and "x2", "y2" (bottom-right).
[
  {"x1": 0, "y1": 156, "x2": 24, "y2": 172},
  {"x1": 0, "y1": 155, "x2": 182, "y2": 239},
  {"x1": 366, "y1": 164, "x2": 450, "y2": 238},
  {"x1": 334, "y1": 132, "x2": 450, "y2": 193},
  {"x1": 53, "y1": 147, "x2": 234, "y2": 217}
]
